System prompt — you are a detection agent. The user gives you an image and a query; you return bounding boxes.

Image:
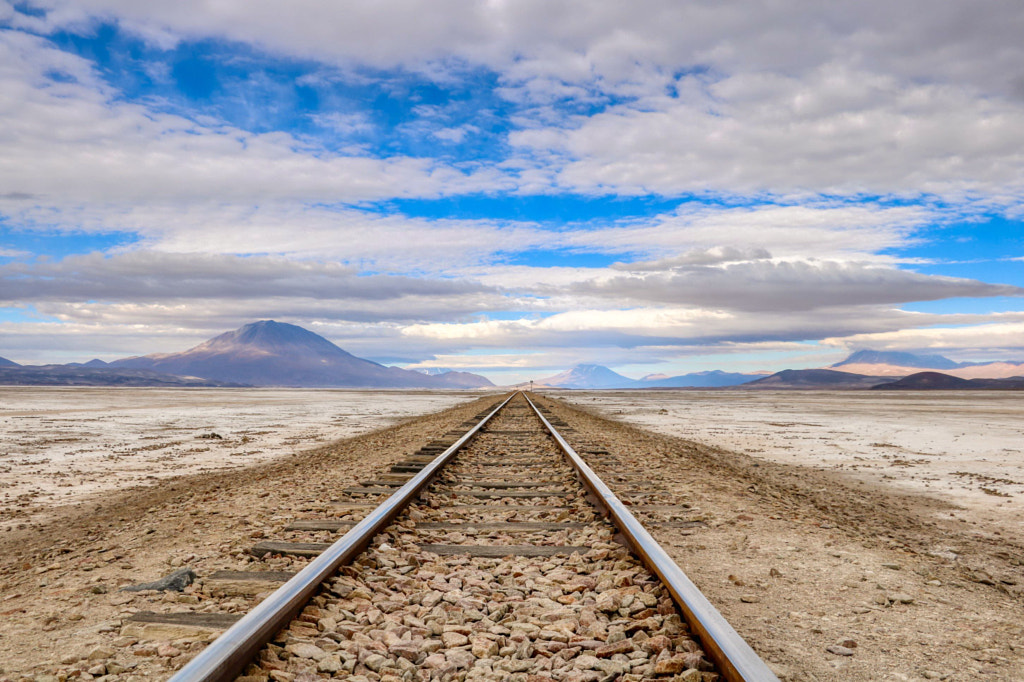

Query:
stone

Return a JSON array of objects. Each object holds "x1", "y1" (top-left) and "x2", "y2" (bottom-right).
[
  {"x1": 157, "y1": 643, "x2": 182, "y2": 657},
  {"x1": 122, "y1": 568, "x2": 197, "y2": 592},
  {"x1": 86, "y1": 646, "x2": 115, "y2": 660},
  {"x1": 891, "y1": 593, "x2": 914, "y2": 604},
  {"x1": 471, "y1": 636, "x2": 499, "y2": 658},
  {"x1": 442, "y1": 631, "x2": 469, "y2": 647},
  {"x1": 285, "y1": 643, "x2": 327, "y2": 661},
  {"x1": 573, "y1": 654, "x2": 602, "y2": 670},
  {"x1": 740, "y1": 595, "x2": 759, "y2": 603},
  {"x1": 644, "y1": 635, "x2": 672, "y2": 654},
  {"x1": 826, "y1": 645, "x2": 854, "y2": 657},
  {"x1": 363, "y1": 653, "x2": 387, "y2": 672},
  {"x1": 654, "y1": 656, "x2": 688, "y2": 674},
  {"x1": 423, "y1": 653, "x2": 447, "y2": 669},
  {"x1": 595, "y1": 640, "x2": 633, "y2": 657},
  {"x1": 446, "y1": 649, "x2": 476, "y2": 669},
  {"x1": 676, "y1": 671, "x2": 703, "y2": 682}
]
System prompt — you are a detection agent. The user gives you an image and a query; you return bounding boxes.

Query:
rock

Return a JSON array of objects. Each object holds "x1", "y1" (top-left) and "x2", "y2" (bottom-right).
[
  {"x1": 122, "y1": 568, "x2": 197, "y2": 592},
  {"x1": 890, "y1": 593, "x2": 915, "y2": 604},
  {"x1": 739, "y1": 595, "x2": 759, "y2": 603},
  {"x1": 86, "y1": 646, "x2": 115, "y2": 660},
  {"x1": 595, "y1": 640, "x2": 633, "y2": 657},
  {"x1": 157, "y1": 643, "x2": 182, "y2": 657},
  {"x1": 826, "y1": 645, "x2": 854, "y2": 656},
  {"x1": 285, "y1": 642, "x2": 327, "y2": 661},
  {"x1": 881, "y1": 563, "x2": 901, "y2": 571},
  {"x1": 839, "y1": 639, "x2": 857, "y2": 649},
  {"x1": 676, "y1": 670, "x2": 703, "y2": 682},
  {"x1": 471, "y1": 636, "x2": 499, "y2": 658},
  {"x1": 643, "y1": 634, "x2": 672, "y2": 654},
  {"x1": 363, "y1": 653, "x2": 387, "y2": 672},
  {"x1": 442, "y1": 631, "x2": 469, "y2": 647},
  {"x1": 423, "y1": 653, "x2": 447, "y2": 668},
  {"x1": 573, "y1": 654, "x2": 601, "y2": 670},
  {"x1": 317, "y1": 656, "x2": 342, "y2": 673},
  {"x1": 446, "y1": 649, "x2": 476, "y2": 669},
  {"x1": 654, "y1": 656, "x2": 688, "y2": 674}
]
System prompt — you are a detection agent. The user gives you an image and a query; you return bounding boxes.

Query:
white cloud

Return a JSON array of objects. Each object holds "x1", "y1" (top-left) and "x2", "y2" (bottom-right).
[
  {"x1": 821, "y1": 319, "x2": 1024, "y2": 357},
  {"x1": 0, "y1": 29, "x2": 509, "y2": 208}
]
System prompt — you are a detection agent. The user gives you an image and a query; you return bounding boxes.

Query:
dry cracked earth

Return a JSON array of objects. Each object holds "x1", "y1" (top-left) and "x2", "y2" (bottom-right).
[{"x1": 0, "y1": 393, "x2": 1022, "y2": 682}]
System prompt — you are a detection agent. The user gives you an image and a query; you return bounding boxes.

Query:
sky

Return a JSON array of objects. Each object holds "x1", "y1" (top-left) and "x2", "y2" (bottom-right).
[{"x1": 0, "y1": 0, "x2": 1022, "y2": 383}]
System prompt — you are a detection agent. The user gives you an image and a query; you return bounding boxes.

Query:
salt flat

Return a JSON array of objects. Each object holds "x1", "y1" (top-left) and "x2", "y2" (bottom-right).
[
  {"x1": 0, "y1": 387, "x2": 480, "y2": 526},
  {"x1": 561, "y1": 390, "x2": 1024, "y2": 539}
]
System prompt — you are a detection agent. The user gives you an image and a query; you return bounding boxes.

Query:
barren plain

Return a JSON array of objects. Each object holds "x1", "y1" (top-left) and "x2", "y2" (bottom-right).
[
  {"x1": 0, "y1": 387, "x2": 477, "y2": 527},
  {"x1": 562, "y1": 390, "x2": 1024, "y2": 541},
  {"x1": 0, "y1": 388, "x2": 1022, "y2": 682}
]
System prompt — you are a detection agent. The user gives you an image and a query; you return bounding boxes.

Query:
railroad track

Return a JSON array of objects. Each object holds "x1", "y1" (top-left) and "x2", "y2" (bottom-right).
[{"x1": 147, "y1": 392, "x2": 777, "y2": 681}]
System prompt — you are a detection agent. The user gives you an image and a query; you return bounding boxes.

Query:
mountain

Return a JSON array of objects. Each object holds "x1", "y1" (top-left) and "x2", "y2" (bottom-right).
[
  {"x1": 873, "y1": 371, "x2": 1024, "y2": 390},
  {"x1": 110, "y1": 320, "x2": 493, "y2": 388},
  {"x1": 833, "y1": 350, "x2": 961, "y2": 370},
  {"x1": 640, "y1": 369, "x2": 758, "y2": 388},
  {"x1": 0, "y1": 356, "x2": 19, "y2": 367},
  {"x1": 832, "y1": 349, "x2": 1024, "y2": 379},
  {"x1": 0, "y1": 364, "x2": 240, "y2": 387},
  {"x1": 742, "y1": 368, "x2": 896, "y2": 389},
  {"x1": 414, "y1": 367, "x2": 455, "y2": 376},
  {"x1": 65, "y1": 358, "x2": 110, "y2": 368},
  {"x1": 537, "y1": 364, "x2": 638, "y2": 389}
]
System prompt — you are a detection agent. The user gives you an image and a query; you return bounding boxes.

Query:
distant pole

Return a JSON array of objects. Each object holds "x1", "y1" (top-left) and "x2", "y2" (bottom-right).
[{"x1": 529, "y1": 380, "x2": 534, "y2": 392}]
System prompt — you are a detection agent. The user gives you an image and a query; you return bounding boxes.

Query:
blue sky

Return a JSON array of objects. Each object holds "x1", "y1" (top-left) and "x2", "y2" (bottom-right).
[{"x1": 1, "y1": 1, "x2": 1022, "y2": 382}]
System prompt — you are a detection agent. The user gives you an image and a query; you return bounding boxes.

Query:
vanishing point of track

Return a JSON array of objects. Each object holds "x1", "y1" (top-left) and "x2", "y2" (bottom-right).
[{"x1": 163, "y1": 392, "x2": 778, "y2": 682}]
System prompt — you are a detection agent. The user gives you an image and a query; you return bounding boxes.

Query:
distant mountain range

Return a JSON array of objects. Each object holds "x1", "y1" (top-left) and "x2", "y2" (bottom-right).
[
  {"x1": 0, "y1": 321, "x2": 494, "y2": 389},
  {"x1": 535, "y1": 363, "x2": 760, "y2": 389},
  {"x1": 532, "y1": 350, "x2": 1024, "y2": 391}
]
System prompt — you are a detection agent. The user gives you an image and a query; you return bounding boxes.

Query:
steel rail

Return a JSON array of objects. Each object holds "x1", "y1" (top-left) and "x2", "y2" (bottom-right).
[
  {"x1": 524, "y1": 393, "x2": 780, "y2": 682},
  {"x1": 168, "y1": 392, "x2": 516, "y2": 682}
]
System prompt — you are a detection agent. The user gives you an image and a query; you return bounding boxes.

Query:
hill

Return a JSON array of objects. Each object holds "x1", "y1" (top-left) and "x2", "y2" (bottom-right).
[
  {"x1": 742, "y1": 368, "x2": 896, "y2": 389},
  {"x1": 873, "y1": 372, "x2": 1024, "y2": 390},
  {"x1": 0, "y1": 356, "x2": 19, "y2": 367},
  {"x1": 640, "y1": 369, "x2": 758, "y2": 388},
  {"x1": 110, "y1": 320, "x2": 493, "y2": 388}
]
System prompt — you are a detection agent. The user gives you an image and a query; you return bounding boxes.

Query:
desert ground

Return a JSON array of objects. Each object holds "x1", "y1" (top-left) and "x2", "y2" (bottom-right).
[
  {"x1": 1, "y1": 388, "x2": 1022, "y2": 681},
  {"x1": 560, "y1": 390, "x2": 1024, "y2": 542},
  {"x1": 0, "y1": 388, "x2": 477, "y2": 527}
]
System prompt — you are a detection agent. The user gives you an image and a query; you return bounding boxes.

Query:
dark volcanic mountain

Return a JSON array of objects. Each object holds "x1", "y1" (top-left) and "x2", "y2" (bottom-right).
[
  {"x1": 873, "y1": 371, "x2": 1024, "y2": 390},
  {"x1": 110, "y1": 321, "x2": 493, "y2": 388},
  {"x1": 0, "y1": 356, "x2": 19, "y2": 367},
  {"x1": 743, "y1": 368, "x2": 896, "y2": 389}
]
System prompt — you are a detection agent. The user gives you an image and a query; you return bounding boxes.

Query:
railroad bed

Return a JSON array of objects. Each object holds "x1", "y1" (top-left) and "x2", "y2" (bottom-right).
[{"x1": 145, "y1": 393, "x2": 776, "y2": 682}]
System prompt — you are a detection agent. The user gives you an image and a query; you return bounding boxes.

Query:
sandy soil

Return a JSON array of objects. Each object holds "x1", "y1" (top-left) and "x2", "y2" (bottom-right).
[
  {"x1": 563, "y1": 390, "x2": 1024, "y2": 543},
  {"x1": 0, "y1": 387, "x2": 476, "y2": 527},
  {"x1": 1, "y1": 389, "x2": 1023, "y2": 682}
]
